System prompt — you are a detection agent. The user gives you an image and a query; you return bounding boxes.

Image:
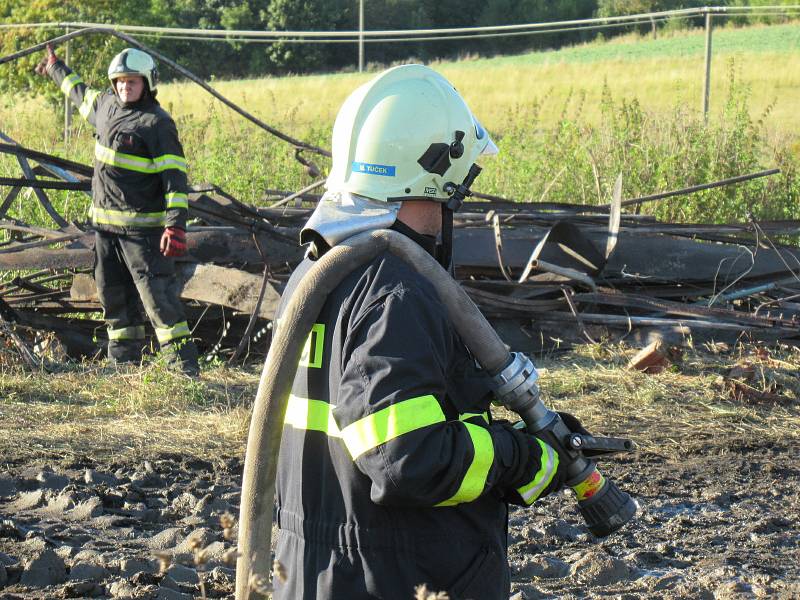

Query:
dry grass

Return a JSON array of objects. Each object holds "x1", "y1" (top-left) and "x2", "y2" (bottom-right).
[
  {"x1": 2, "y1": 23, "x2": 798, "y2": 144},
  {"x1": 0, "y1": 341, "x2": 798, "y2": 466},
  {"x1": 0, "y1": 360, "x2": 258, "y2": 464},
  {"x1": 155, "y1": 50, "x2": 799, "y2": 139},
  {"x1": 494, "y1": 341, "x2": 800, "y2": 459}
]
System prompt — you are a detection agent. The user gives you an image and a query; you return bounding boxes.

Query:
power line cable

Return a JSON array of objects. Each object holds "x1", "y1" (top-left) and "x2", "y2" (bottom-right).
[{"x1": 2, "y1": 6, "x2": 798, "y2": 40}]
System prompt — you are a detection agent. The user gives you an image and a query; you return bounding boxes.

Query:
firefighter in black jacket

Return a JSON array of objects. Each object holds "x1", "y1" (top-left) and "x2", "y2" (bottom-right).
[
  {"x1": 37, "y1": 45, "x2": 199, "y2": 375},
  {"x1": 271, "y1": 65, "x2": 566, "y2": 599}
]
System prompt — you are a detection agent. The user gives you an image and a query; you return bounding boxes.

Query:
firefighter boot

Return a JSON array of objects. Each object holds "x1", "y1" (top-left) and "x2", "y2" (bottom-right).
[
  {"x1": 107, "y1": 339, "x2": 144, "y2": 365},
  {"x1": 162, "y1": 338, "x2": 200, "y2": 377}
]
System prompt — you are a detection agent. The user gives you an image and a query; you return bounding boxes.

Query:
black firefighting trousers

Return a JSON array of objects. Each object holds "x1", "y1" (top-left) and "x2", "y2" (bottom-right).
[{"x1": 95, "y1": 231, "x2": 199, "y2": 373}]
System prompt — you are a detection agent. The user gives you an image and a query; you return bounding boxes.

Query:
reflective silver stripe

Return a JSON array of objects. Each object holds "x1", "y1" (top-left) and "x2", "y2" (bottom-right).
[
  {"x1": 155, "y1": 321, "x2": 191, "y2": 344},
  {"x1": 517, "y1": 438, "x2": 559, "y2": 505},
  {"x1": 108, "y1": 325, "x2": 146, "y2": 340},
  {"x1": 95, "y1": 142, "x2": 157, "y2": 173},
  {"x1": 94, "y1": 142, "x2": 188, "y2": 174},
  {"x1": 78, "y1": 89, "x2": 101, "y2": 120},
  {"x1": 90, "y1": 206, "x2": 165, "y2": 228},
  {"x1": 154, "y1": 154, "x2": 188, "y2": 172},
  {"x1": 165, "y1": 192, "x2": 188, "y2": 210},
  {"x1": 459, "y1": 412, "x2": 489, "y2": 424},
  {"x1": 60, "y1": 73, "x2": 82, "y2": 95}
]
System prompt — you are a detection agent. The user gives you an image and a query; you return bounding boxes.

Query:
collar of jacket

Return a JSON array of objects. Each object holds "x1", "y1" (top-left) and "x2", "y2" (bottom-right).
[{"x1": 390, "y1": 219, "x2": 437, "y2": 258}]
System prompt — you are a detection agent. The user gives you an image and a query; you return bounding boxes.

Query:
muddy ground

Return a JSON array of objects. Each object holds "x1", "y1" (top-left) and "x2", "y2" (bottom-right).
[
  {"x1": 1, "y1": 350, "x2": 799, "y2": 599},
  {"x1": 1, "y1": 436, "x2": 798, "y2": 599}
]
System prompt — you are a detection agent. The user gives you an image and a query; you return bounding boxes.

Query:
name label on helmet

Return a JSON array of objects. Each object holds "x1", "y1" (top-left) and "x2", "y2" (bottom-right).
[{"x1": 352, "y1": 161, "x2": 396, "y2": 177}]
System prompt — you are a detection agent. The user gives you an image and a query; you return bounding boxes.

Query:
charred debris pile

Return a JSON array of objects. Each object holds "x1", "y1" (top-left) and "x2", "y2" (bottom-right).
[
  {"x1": 1, "y1": 29, "x2": 798, "y2": 368},
  {"x1": 1, "y1": 134, "x2": 798, "y2": 368}
]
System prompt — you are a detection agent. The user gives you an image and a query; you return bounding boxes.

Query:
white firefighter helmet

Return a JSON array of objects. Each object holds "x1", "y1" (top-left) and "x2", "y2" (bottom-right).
[
  {"x1": 108, "y1": 48, "x2": 158, "y2": 92},
  {"x1": 302, "y1": 64, "x2": 497, "y2": 249},
  {"x1": 327, "y1": 63, "x2": 496, "y2": 203}
]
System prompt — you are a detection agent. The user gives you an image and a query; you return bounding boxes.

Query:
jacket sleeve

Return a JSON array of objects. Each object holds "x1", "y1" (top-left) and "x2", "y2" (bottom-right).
[
  {"x1": 146, "y1": 116, "x2": 189, "y2": 230},
  {"x1": 331, "y1": 282, "x2": 560, "y2": 508},
  {"x1": 46, "y1": 60, "x2": 106, "y2": 128}
]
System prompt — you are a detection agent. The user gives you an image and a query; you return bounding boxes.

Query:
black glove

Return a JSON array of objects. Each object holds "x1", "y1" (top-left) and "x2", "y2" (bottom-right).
[
  {"x1": 556, "y1": 412, "x2": 608, "y2": 458},
  {"x1": 557, "y1": 411, "x2": 589, "y2": 436},
  {"x1": 498, "y1": 423, "x2": 566, "y2": 507},
  {"x1": 514, "y1": 412, "x2": 605, "y2": 457}
]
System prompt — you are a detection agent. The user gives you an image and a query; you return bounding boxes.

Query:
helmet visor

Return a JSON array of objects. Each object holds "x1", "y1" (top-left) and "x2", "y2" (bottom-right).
[{"x1": 473, "y1": 116, "x2": 498, "y2": 156}]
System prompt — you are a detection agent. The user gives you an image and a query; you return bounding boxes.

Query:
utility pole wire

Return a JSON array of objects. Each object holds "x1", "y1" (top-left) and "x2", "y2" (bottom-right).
[{"x1": 0, "y1": 6, "x2": 798, "y2": 40}]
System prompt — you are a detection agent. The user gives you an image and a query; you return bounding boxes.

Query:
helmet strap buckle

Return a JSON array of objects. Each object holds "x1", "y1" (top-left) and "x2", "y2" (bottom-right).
[
  {"x1": 449, "y1": 131, "x2": 465, "y2": 159},
  {"x1": 444, "y1": 163, "x2": 483, "y2": 212}
]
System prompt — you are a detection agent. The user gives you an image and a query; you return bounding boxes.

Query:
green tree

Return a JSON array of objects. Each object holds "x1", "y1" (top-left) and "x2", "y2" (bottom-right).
[
  {"x1": 0, "y1": 0, "x2": 141, "y2": 102},
  {"x1": 264, "y1": 0, "x2": 354, "y2": 73},
  {"x1": 477, "y1": 0, "x2": 596, "y2": 56}
]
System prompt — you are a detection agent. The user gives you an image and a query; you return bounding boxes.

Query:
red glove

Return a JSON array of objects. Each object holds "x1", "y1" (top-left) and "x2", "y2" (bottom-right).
[
  {"x1": 160, "y1": 227, "x2": 187, "y2": 257},
  {"x1": 34, "y1": 43, "x2": 58, "y2": 76}
]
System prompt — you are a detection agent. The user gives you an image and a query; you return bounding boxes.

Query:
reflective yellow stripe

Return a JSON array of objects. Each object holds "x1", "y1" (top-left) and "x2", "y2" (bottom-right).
[
  {"x1": 108, "y1": 325, "x2": 146, "y2": 340},
  {"x1": 95, "y1": 142, "x2": 188, "y2": 174},
  {"x1": 284, "y1": 395, "x2": 494, "y2": 505},
  {"x1": 154, "y1": 154, "x2": 188, "y2": 172},
  {"x1": 436, "y1": 422, "x2": 494, "y2": 506},
  {"x1": 60, "y1": 73, "x2": 82, "y2": 95},
  {"x1": 165, "y1": 192, "x2": 188, "y2": 210},
  {"x1": 340, "y1": 395, "x2": 445, "y2": 460},
  {"x1": 155, "y1": 321, "x2": 190, "y2": 344},
  {"x1": 79, "y1": 89, "x2": 101, "y2": 120},
  {"x1": 90, "y1": 206, "x2": 165, "y2": 228},
  {"x1": 298, "y1": 323, "x2": 325, "y2": 369},
  {"x1": 459, "y1": 412, "x2": 489, "y2": 424},
  {"x1": 517, "y1": 438, "x2": 559, "y2": 505},
  {"x1": 285, "y1": 395, "x2": 341, "y2": 436}
]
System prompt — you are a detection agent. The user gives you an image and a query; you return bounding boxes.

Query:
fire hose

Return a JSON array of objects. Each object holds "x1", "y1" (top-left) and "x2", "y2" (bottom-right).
[{"x1": 236, "y1": 227, "x2": 637, "y2": 599}]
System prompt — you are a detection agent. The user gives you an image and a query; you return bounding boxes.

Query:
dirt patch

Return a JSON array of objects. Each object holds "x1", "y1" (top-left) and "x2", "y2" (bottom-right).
[{"x1": 0, "y1": 347, "x2": 798, "y2": 599}]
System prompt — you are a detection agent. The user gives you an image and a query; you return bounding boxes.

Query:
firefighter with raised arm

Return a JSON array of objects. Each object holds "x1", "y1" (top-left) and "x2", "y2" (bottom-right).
[
  {"x1": 268, "y1": 64, "x2": 595, "y2": 599},
  {"x1": 36, "y1": 45, "x2": 199, "y2": 375}
]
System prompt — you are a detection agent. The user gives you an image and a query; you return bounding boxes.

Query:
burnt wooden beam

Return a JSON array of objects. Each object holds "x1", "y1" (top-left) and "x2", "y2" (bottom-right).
[{"x1": 71, "y1": 264, "x2": 285, "y2": 319}]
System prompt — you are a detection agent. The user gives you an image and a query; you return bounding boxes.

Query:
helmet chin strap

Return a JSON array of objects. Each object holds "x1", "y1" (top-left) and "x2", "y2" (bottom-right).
[
  {"x1": 439, "y1": 163, "x2": 483, "y2": 271},
  {"x1": 439, "y1": 207, "x2": 454, "y2": 272}
]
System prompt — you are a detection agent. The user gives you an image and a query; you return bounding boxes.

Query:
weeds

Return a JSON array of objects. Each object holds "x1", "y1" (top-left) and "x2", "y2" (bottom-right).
[
  {"x1": 0, "y1": 360, "x2": 256, "y2": 461},
  {"x1": 478, "y1": 59, "x2": 799, "y2": 223},
  {"x1": 1, "y1": 25, "x2": 798, "y2": 228}
]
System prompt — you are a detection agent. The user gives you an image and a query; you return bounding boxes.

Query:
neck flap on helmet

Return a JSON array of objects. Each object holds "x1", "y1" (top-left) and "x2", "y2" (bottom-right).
[{"x1": 300, "y1": 190, "x2": 400, "y2": 259}]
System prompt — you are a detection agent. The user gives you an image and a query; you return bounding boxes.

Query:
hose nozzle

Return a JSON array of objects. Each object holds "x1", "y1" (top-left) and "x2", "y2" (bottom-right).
[
  {"x1": 572, "y1": 467, "x2": 637, "y2": 537},
  {"x1": 491, "y1": 352, "x2": 637, "y2": 537}
]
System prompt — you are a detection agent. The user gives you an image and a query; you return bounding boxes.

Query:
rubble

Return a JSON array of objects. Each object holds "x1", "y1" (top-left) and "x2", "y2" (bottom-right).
[
  {"x1": 1, "y1": 28, "x2": 798, "y2": 366},
  {"x1": 1, "y1": 130, "x2": 799, "y2": 366}
]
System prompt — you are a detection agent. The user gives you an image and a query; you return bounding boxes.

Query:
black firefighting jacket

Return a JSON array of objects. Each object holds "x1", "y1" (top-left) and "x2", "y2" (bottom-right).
[
  {"x1": 272, "y1": 225, "x2": 560, "y2": 600},
  {"x1": 47, "y1": 60, "x2": 188, "y2": 234}
]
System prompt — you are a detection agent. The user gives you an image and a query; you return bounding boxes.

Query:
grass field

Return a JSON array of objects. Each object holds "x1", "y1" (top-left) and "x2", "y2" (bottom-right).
[
  {"x1": 1, "y1": 21, "x2": 799, "y2": 225},
  {"x1": 155, "y1": 22, "x2": 800, "y2": 135},
  {"x1": 1, "y1": 343, "x2": 798, "y2": 462}
]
